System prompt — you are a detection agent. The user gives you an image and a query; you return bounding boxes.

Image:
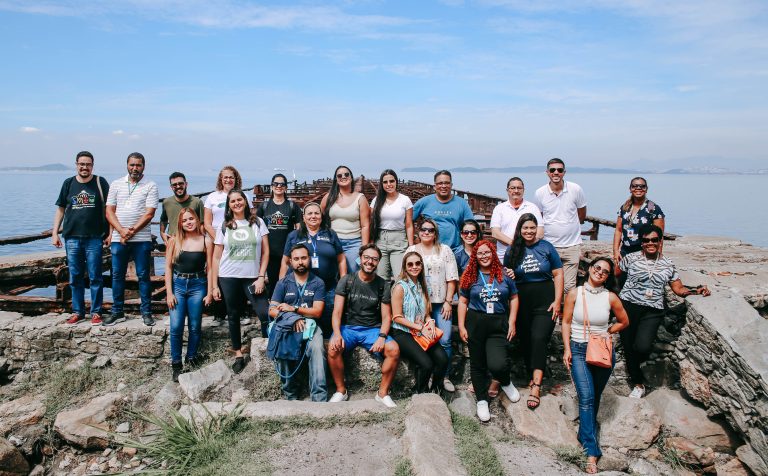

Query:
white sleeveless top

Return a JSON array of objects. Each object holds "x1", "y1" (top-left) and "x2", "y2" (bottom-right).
[
  {"x1": 571, "y1": 286, "x2": 611, "y2": 343},
  {"x1": 329, "y1": 193, "x2": 362, "y2": 239}
]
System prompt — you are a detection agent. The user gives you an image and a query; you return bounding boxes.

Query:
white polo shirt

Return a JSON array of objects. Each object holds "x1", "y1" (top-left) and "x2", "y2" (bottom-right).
[
  {"x1": 490, "y1": 200, "x2": 543, "y2": 260},
  {"x1": 532, "y1": 181, "x2": 586, "y2": 247},
  {"x1": 107, "y1": 175, "x2": 159, "y2": 243}
]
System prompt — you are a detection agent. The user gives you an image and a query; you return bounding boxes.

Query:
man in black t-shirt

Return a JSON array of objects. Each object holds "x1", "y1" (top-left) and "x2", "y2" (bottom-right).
[
  {"x1": 327, "y1": 244, "x2": 400, "y2": 408},
  {"x1": 52, "y1": 151, "x2": 110, "y2": 326}
]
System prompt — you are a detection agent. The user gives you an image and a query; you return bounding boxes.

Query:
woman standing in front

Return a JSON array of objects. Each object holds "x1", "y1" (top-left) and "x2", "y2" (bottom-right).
[
  {"x1": 370, "y1": 169, "x2": 413, "y2": 280},
  {"x1": 562, "y1": 257, "x2": 630, "y2": 474},
  {"x1": 454, "y1": 219, "x2": 481, "y2": 276},
  {"x1": 164, "y1": 208, "x2": 214, "y2": 382},
  {"x1": 504, "y1": 213, "x2": 564, "y2": 410},
  {"x1": 458, "y1": 240, "x2": 520, "y2": 422},
  {"x1": 613, "y1": 177, "x2": 665, "y2": 275},
  {"x1": 618, "y1": 225, "x2": 710, "y2": 399},
  {"x1": 390, "y1": 251, "x2": 448, "y2": 394},
  {"x1": 321, "y1": 165, "x2": 371, "y2": 274},
  {"x1": 211, "y1": 190, "x2": 270, "y2": 374},
  {"x1": 406, "y1": 218, "x2": 459, "y2": 392}
]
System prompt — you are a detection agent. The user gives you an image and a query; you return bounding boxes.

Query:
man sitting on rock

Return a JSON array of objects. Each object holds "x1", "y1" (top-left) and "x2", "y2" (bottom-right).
[
  {"x1": 327, "y1": 244, "x2": 400, "y2": 408},
  {"x1": 268, "y1": 243, "x2": 328, "y2": 402}
]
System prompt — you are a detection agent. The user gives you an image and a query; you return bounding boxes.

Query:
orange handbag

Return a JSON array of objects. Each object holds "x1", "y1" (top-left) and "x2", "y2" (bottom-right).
[
  {"x1": 582, "y1": 287, "x2": 613, "y2": 368},
  {"x1": 411, "y1": 325, "x2": 444, "y2": 351}
]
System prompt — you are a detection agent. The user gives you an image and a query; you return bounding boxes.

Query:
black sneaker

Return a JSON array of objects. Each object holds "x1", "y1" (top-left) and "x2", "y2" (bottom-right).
[
  {"x1": 186, "y1": 355, "x2": 205, "y2": 369},
  {"x1": 171, "y1": 362, "x2": 183, "y2": 382},
  {"x1": 142, "y1": 314, "x2": 155, "y2": 327},
  {"x1": 232, "y1": 356, "x2": 249, "y2": 374},
  {"x1": 101, "y1": 312, "x2": 125, "y2": 327}
]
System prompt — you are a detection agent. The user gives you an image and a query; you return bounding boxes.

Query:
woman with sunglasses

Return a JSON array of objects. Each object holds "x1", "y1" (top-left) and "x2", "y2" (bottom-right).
[
  {"x1": 454, "y1": 219, "x2": 481, "y2": 276},
  {"x1": 504, "y1": 213, "x2": 564, "y2": 410},
  {"x1": 457, "y1": 240, "x2": 520, "y2": 422},
  {"x1": 390, "y1": 251, "x2": 449, "y2": 394},
  {"x1": 406, "y1": 217, "x2": 459, "y2": 392},
  {"x1": 370, "y1": 169, "x2": 414, "y2": 280},
  {"x1": 561, "y1": 257, "x2": 629, "y2": 474},
  {"x1": 321, "y1": 165, "x2": 371, "y2": 274},
  {"x1": 618, "y1": 225, "x2": 710, "y2": 399},
  {"x1": 282, "y1": 201, "x2": 347, "y2": 337},
  {"x1": 211, "y1": 190, "x2": 270, "y2": 374},
  {"x1": 257, "y1": 173, "x2": 301, "y2": 297},
  {"x1": 613, "y1": 177, "x2": 665, "y2": 275}
]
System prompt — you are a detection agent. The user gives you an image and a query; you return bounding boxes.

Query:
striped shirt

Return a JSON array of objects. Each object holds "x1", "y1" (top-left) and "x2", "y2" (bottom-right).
[
  {"x1": 107, "y1": 174, "x2": 159, "y2": 242},
  {"x1": 392, "y1": 278, "x2": 427, "y2": 332},
  {"x1": 619, "y1": 252, "x2": 679, "y2": 309}
]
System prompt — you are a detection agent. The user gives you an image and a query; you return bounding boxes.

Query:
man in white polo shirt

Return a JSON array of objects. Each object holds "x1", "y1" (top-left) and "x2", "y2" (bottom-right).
[
  {"x1": 490, "y1": 177, "x2": 544, "y2": 262},
  {"x1": 532, "y1": 158, "x2": 586, "y2": 294},
  {"x1": 104, "y1": 152, "x2": 159, "y2": 327}
]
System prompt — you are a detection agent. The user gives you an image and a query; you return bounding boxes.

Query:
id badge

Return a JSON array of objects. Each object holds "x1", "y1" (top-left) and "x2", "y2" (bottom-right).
[
  {"x1": 486, "y1": 302, "x2": 494, "y2": 314},
  {"x1": 311, "y1": 255, "x2": 319, "y2": 268},
  {"x1": 644, "y1": 289, "x2": 653, "y2": 298}
]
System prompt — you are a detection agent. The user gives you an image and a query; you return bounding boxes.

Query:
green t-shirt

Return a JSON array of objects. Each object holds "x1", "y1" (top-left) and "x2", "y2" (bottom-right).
[{"x1": 160, "y1": 195, "x2": 205, "y2": 235}]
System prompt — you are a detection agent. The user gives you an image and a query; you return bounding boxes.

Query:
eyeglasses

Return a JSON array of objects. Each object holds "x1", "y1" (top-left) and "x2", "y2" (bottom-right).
[
  {"x1": 405, "y1": 261, "x2": 423, "y2": 268},
  {"x1": 592, "y1": 265, "x2": 610, "y2": 276},
  {"x1": 419, "y1": 227, "x2": 436, "y2": 234},
  {"x1": 548, "y1": 167, "x2": 564, "y2": 173},
  {"x1": 461, "y1": 230, "x2": 478, "y2": 236},
  {"x1": 476, "y1": 251, "x2": 493, "y2": 258},
  {"x1": 630, "y1": 184, "x2": 647, "y2": 190},
  {"x1": 272, "y1": 182, "x2": 286, "y2": 187},
  {"x1": 507, "y1": 186, "x2": 523, "y2": 191},
  {"x1": 76, "y1": 163, "x2": 93, "y2": 168},
  {"x1": 641, "y1": 237, "x2": 660, "y2": 244},
  {"x1": 434, "y1": 181, "x2": 451, "y2": 186},
  {"x1": 361, "y1": 255, "x2": 380, "y2": 263},
  {"x1": 336, "y1": 172, "x2": 350, "y2": 179},
  {"x1": 170, "y1": 182, "x2": 186, "y2": 189}
]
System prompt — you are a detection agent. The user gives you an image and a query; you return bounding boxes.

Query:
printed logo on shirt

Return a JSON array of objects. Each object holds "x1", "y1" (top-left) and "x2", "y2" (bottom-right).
[
  {"x1": 285, "y1": 289, "x2": 316, "y2": 302},
  {"x1": 520, "y1": 254, "x2": 541, "y2": 274},
  {"x1": 70, "y1": 190, "x2": 97, "y2": 209},
  {"x1": 480, "y1": 286, "x2": 501, "y2": 303},
  {"x1": 227, "y1": 226, "x2": 257, "y2": 261},
  {"x1": 266, "y1": 211, "x2": 288, "y2": 229}
]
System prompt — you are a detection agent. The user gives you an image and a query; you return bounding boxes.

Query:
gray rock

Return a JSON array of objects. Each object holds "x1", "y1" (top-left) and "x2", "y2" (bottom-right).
[
  {"x1": 736, "y1": 444, "x2": 768, "y2": 476},
  {"x1": 664, "y1": 436, "x2": 715, "y2": 467},
  {"x1": 177, "y1": 359, "x2": 232, "y2": 402},
  {"x1": 448, "y1": 390, "x2": 475, "y2": 418},
  {"x1": 403, "y1": 393, "x2": 466, "y2": 476},
  {"x1": 116, "y1": 422, "x2": 130, "y2": 433},
  {"x1": 0, "y1": 437, "x2": 29, "y2": 475},
  {"x1": 598, "y1": 394, "x2": 661, "y2": 450},
  {"x1": 678, "y1": 359, "x2": 712, "y2": 406},
  {"x1": 716, "y1": 457, "x2": 752, "y2": 476},
  {"x1": 149, "y1": 381, "x2": 181, "y2": 418},
  {"x1": 53, "y1": 392, "x2": 122, "y2": 449},
  {"x1": 597, "y1": 447, "x2": 629, "y2": 472},
  {"x1": 91, "y1": 355, "x2": 111, "y2": 368},
  {"x1": 628, "y1": 458, "x2": 662, "y2": 476},
  {"x1": 0, "y1": 394, "x2": 45, "y2": 434},
  {"x1": 180, "y1": 398, "x2": 392, "y2": 422},
  {"x1": 501, "y1": 392, "x2": 579, "y2": 447}
]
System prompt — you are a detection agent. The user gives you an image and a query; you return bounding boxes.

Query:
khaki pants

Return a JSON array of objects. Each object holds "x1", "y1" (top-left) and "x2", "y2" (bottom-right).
[
  {"x1": 555, "y1": 244, "x2": 582, "y2": 295},
  {"x1": 375, "y1": 229, "x2": 409, "y2": 280}
]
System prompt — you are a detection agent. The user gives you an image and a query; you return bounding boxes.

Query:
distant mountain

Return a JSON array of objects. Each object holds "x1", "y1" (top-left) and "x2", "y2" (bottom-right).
[
  {"x1": 0, "y1": 163, "x2": 69, "y2": 172},
  {"x1": 404, "y1": 165, "x2": 638, "y2": 174},
  {"x1": 402, "y1": 163, "x2": 766, "y2": 175},
  {"x1": 625, "y1": 156, "x2": 767, "y2": 174}
]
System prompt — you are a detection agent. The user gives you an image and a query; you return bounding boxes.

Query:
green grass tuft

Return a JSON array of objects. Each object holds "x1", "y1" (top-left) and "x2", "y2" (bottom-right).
[
  {"x1": 553, "y1": 444, "x2": 587, "y2": 468},
  {"x1": 451, "y1": 410, "x2": 504, "y2": 476},
  {"x1": 393, "y1": 456, "x2": 415, "y2": 476},
  {"x1": 43, "y1": 363, "x2": 102, "y2": 419}
]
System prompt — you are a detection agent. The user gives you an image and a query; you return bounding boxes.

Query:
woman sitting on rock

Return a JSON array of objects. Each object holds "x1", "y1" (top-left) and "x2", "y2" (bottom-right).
[
  {"x1": 562, "y1": 257, "x2": 629, "y2": 473},
  {"x1": 618, "y1": 224, "x2": 710, "y2": 399}
]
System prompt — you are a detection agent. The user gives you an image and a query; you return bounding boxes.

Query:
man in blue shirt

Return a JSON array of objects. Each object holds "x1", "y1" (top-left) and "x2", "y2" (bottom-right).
[
  {"x1": 269, "y1": 243, "x2": 328, "y2": 402},
  {"x1": 412, "y1": 170, "x2": 474, "y2": 251}
]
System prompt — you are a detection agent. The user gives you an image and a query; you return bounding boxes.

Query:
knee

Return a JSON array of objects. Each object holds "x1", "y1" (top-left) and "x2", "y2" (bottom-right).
[
  {"x1": 488, "y1": 360, "x2": 508, "y2": 377},
  {"x1": 384, "y1": 341, "x2": 400, "y2": 359}
]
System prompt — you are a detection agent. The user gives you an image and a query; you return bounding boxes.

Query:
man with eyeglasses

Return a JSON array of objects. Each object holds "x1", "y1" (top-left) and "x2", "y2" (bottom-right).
[
  {"x1": 160, "y1": 172, "x2": 205, "y2": 243},
  {"x1": 532, "y1": 158, "x2": 587, "y2": 294},
  {"x1": 490, "y1": 177, "x2": 544, "y2": 261},
  {"x1": 412, "y1": 170, "x2": 474, "y2": 251},
  {"x1": 327, "y1": 244, "x2": 400, "y2": 407},
  {"x1": 53, "y1": 151, "x2": 111, "y2": 326}
]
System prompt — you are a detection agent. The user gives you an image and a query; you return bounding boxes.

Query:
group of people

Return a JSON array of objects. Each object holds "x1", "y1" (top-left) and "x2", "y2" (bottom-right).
[{"x1": 53, "y1": 153, "x2": 712, "y2": 473}]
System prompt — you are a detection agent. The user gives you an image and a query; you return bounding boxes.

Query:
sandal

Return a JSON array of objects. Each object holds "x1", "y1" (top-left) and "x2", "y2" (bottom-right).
[
  {"x1": 488, "y1": 379, "x2": 500, "y2": 398},
  {"x1": 585, "y1": 458, "x2": 598, "y2": 474},
  {"x1": 527, "y1": 383, "x2": 541, "y2": 410}
]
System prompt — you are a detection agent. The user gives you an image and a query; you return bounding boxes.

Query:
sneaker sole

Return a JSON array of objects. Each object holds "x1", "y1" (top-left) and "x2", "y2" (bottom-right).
[{"x1": 101, "y1": 317, "x2": 126, "y2": 327}]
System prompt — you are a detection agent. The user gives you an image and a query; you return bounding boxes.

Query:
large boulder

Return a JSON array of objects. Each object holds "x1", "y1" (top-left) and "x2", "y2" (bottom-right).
[
  {"x1": 715, "y1": 457, "x2": 752, "y2": 476},
  {"x1": 53, "y1": 392, "x2": 122, "y2": 449},
  {"x1": 148, "y1": 381, "x2": 182, "y2": 418},
  {"x1": 448, "y1": 390, "x2": 476, "y2": 419},
  {"x1": 0, "y1": 438, "x2": 28, "y2": 475},
  {"x1": 0, "y1": 395, "x2": 45, "y2": 435},
  {"x1": 403, "y1": 394, "x2": 466, "y2": 476},
  {"x1": 664, "y1": 436, "x2": 716, "y2": 467},
  {"x1": 678, "y1": 359, "x2": 712, "y2": 406},
  {"x1": 177, "y1": 359, "x2": 232, "y2": 402},
  {"x1": 736, "y1": 444, "x2": 768, "y2": 476},
  {"x1": 598, "y1": 394, "x2": 661, "y2": 450},
  {"x1": 501, "y1": 392, "x2": 579, "y2": 447}
]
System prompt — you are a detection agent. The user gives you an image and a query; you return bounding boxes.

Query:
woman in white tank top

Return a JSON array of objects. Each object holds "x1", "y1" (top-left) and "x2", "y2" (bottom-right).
[{"x1": 561, "y1": 257, "x2": 629, "y2": 474}]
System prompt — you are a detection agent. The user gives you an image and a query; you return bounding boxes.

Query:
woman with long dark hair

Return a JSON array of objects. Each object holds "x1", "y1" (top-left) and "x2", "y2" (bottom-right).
[
  {"x1": 321, "y1": 165, "x2": 371, "y2": 274},
  {"x1": 458, "y1": 240, "x2": 520, "y2": 422},
  {"x1": 390, "y1": 251, "x2": 448, "y2": 394},
  {"x1": 370, "y1": 169, "x2": 413, "y2": 280},
  {"x1": 454, "y1": 219, "x2": 481, "y2": 276},
  {"x1": 211, "y1": 190, "x2": 270, "y2": 374},
  {"x1": 613, "y1": 177, "x2": 665, "y2": 274},
  {"x1": 257, "y1": 173, "x2": 301, "y2": 297},
  {"x1": 504, "y1": 213, "x2": 564, "y2": 410},
  {"x1": 164, "y1": 208, "x2": 213, "y2": 382},
  {"x1": 562, "y1": 257, "x2": 629, "y2": 474}
]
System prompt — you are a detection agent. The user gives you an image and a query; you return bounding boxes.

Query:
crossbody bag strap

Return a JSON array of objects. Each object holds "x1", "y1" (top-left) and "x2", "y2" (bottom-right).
[{"x1": 581, "y1": 286, "x2": 591, "y2": 340}]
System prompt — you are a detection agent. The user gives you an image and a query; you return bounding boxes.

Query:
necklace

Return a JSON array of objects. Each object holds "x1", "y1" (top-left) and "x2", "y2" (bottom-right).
[{"x1": 584, "y1": 283, "x2": 606, "y2": 294}]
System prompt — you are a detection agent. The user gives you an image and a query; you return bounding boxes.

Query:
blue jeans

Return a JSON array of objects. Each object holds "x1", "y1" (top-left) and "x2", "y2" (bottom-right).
[
  {"x1": 276, "y1": 328, "x2": 328, "y2": 402},
  {"x1": 431, "y1": 304, "x2": 453, "y2": 378},
  {"x1": 339, "y1": 237, "x2": 362, "y2": 274},
  {"x1": 110, "y1": 241, "x2": 152, "y2": 316},
  {"x1": 169, "y1": 275, "x2": 206, "y2": 363},
  {"x1": 65, "y1": 237, "x2": 104, "y2": 316},
  {"x1": 570, "y1": 341, "x2": 614, "y2": 458}
]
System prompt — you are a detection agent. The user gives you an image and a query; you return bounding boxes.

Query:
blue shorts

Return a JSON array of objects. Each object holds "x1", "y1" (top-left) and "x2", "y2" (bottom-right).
[{"x1": 337, "y1": 325, "x2": 393, "y2": 354}]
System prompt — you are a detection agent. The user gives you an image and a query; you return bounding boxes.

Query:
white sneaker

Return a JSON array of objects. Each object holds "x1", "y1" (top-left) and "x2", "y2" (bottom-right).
[
  {"x1": 629, "y1": 386, "x2": 646, "y2": 399},
  {"x1": 240, "y1": 317, "x2": 251, "y2": 325},
  {"x1": 501, "y1": 382, "x2": 521, "y2": 403},
  {"x1": 329, "y1": 391, "x2": 349, "y2": 403},
  {"x1": 476, "y1": 400, "x2": 491, "y2": 422},
  {"x1": 375, "y1": 393, "x2": 397, "y2": 408},
  {"x1": 443, "y1": 378, "x2": 456, "y2": 393}
]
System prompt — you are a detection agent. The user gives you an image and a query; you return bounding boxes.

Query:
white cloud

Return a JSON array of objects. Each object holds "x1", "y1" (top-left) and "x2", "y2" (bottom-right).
[
  {"x1": 112, "y1": 129, "x2": 125, "y2": 135},
  {"x1": 19, "y1": 126, "x2": 40, "y2": 133}
]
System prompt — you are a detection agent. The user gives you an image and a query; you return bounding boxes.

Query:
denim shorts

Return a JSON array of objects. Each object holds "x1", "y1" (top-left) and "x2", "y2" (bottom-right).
[{"x1": 337, "y1": 325, "x2": 393, "y2": 353}]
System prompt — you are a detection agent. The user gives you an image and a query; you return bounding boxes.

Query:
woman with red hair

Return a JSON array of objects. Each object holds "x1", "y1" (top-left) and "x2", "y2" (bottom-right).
[{"x1": 458, "y1": 240, "x2": 520, "y2": 422}]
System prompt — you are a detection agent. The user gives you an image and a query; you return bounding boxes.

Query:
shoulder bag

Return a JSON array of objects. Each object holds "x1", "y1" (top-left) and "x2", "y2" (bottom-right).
[{"x1": 582, "y1": 287, "x2": 613, "y2": 368}]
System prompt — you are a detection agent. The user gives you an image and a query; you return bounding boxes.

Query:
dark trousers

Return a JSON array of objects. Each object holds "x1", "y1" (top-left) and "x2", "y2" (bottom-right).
[
  {"x1": 391, "y1": 328, "x2": 449, "y2": 393},
  {"x1": 517, "y1": 280, "x2": 556, "y2": 374},
  {"x1": 265, "y1": 253, "x2": 283, "y2": 299},
  {"x1": 218, "y1": 277, "x2": 269, "y2": 349},
  {"x1": 620, "y1": 299, "x2": 665, "y2": 385},
  {"x1": 466, "y1": 309, "x2": 511, "y2": 402},
  {"x1": 208, "y1": 278, "x2": 227, "y2": 319}
]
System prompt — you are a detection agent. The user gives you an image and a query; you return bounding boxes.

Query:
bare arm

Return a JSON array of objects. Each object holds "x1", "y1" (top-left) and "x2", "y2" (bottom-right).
[
  {"x1": 613, "y1": 216, "x2": 623, "y2": 262},
  {"x1": 458, "y1": 295, "x2": 469, "y2": 342},
  {"x1": 390, "y1": 284, "x2": 421, "y2": 332},
  {"x1": 211, "y1": 244, "x2": 223, "y2": 300},
  {"x1": 561, "y1": 289, "x2": 577, "y2": 369},
  {"x1": 491, "y1": 227, "x2": 513, "y2": 247},
  {"x1": 577, "y1": 206, "x2": 587, "y2": 224},
  {"x1": 165, "y1": 240, "x2": 177, "y2": 309},
  {"x1": 337, "y1": 253, "x2": 347, "y2": 278},
  {"x1": 550, "y1": 268, "x2": 564, "y2": 319},
  {"x1": 51, "y1": 207, "x2": 65, "y2": 247},
  {"x1": 105, "y1": 205, "x2": 126, "y2": 237},
  {"x1": 320, "y1": 193, "x2": 329, "y2": 213},
  {"x1": 507, "y1": 294, "x2": 518, "y2": 341},
  {"x1": 359, "y1": 196, "x2": 371, "y2": 245},
  {"x1": 204, "y1": 208, "x2": 215, "y2": 239},
  {"x1": 608, "y1": 293, "x2": 629, "y2": 334},
  {"x1": 670, "y1": 279, "x2": 710, "y2": 297},
  {"x1": 405, "y1": 208, "x2": 414, "y2": 246}
]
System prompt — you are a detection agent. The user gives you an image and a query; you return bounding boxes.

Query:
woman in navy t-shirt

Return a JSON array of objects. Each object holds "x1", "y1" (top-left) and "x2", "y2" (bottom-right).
[{"x1": 504, "y1": 213, "x2": 564, "y2": 410}]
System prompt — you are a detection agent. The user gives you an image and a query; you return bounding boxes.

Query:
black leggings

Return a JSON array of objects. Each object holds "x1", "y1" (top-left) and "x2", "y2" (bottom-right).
[
  {"x1": 218, "y1": 277, "x2": 269, "y2": 349},
  {"x1": 516, "y1": 280, "x2": 556, "y2": 374},
  {"x1": 620, "y1": 299, "x2": 665, "y2": 385},
  {"x1": 265, "y1": 253, "x2": 283, "y2": 299},
  {"x1": 391, "y1": 328, "x2": 449, "y2": 393},
  {"x1": 466, "y1": 309, "x2": 511, "y2": 402}
]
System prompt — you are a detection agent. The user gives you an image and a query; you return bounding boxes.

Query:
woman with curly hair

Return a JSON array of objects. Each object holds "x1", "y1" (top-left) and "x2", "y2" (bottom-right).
[{"x1": 458, "y1": 239, "x2": 520, "y2": 422}]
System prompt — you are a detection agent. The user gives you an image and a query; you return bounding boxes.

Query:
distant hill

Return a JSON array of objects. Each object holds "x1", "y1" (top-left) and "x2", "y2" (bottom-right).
[
  {"x1": 402, "y1": 164, "x2": 766, "y2": 175},
  {"x1": 0, "y1": 163, "x2": 69, "y2": 172}
]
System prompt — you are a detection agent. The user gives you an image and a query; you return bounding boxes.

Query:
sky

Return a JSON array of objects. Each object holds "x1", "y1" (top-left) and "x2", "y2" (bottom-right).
[{"x1": 1, "y1": 0, "x2": 767, "y2": 174}]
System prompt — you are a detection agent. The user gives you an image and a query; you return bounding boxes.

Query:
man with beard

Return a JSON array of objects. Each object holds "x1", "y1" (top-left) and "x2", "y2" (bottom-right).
[{"x1": 160, "y1": 172, "x2": 205, "y2": 243}]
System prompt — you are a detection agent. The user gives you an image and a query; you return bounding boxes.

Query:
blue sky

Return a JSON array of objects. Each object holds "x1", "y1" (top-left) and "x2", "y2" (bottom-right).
[{"x1": 1, "y1": 0, "x2": 767, "y2": 174}]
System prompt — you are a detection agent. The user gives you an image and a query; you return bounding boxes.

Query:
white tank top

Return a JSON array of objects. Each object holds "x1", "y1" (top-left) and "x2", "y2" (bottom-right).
[
  {"x1": 329, "y1": 193, "x2": 362, "y2": 239},
  {"x1": 571, "y1": 286, "x2": 611, "y2": 343}
]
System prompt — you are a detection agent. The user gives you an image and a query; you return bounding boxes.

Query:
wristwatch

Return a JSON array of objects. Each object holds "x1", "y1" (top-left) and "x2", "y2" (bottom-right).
[
  {"x1": 378, "y1": 332, "x2": 387, "y2": 339},
  {"x1": 294, "y1": 305, "x2": 300, "y2": 313}
]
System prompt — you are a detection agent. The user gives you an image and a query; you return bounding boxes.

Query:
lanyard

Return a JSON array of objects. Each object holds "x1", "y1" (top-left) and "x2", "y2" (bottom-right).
[
  {"x1": 644, "y1": 255, "x2": 659, "y2": 281},
  {"x1": 628, "y1": 200, "x2": 645, "y2": 224},
  {"x1": 308, "y1": 233, "x2": 318, "y2": 256},
  {"x1": 479, "y1": 272, "x2": 495, "y2": 295},
  {"x1": 127, "y1": 180, "x2": 139, "y2": 197},
  {"x1": 294, "y1": 279, "x2": 308, "y2": 307}
]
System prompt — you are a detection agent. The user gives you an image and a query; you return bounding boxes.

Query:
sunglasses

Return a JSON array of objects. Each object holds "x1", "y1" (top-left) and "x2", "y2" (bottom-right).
[
  {"x1": 630, "y1": 184, "x2": 647, "y2": 190},
  {"x1": 592, "y1": 265, "x2": 610, "y2": 276},
  {"x1": 272, "y1": 182, "x2": 287, "y2": 187},
  {"x1": 405, "y1": 261, "x2": 423, "y2": 268},
  {"x1": 336, "y1": 172, "x2": 351, "y2": 179},
  {"x1": 419, "y1": 227, "x2": 436, "y2": 234},
  {"x1": 170, "y1": 182, "x2": 185, "y2": 188},
  {"x1": 461, "y1": 230, "x2": 478, "y2": 236},
  {"x1": 548, "y1": 167, "x2": 565, "y2": 173},
  {"x1": 641, "y1": 237, "x2": 660, "y2": 244}
]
